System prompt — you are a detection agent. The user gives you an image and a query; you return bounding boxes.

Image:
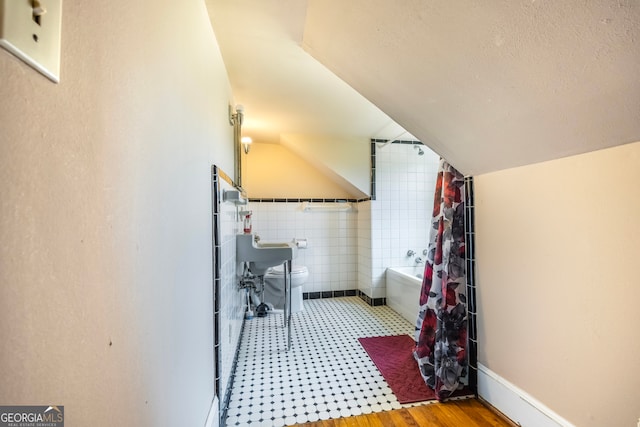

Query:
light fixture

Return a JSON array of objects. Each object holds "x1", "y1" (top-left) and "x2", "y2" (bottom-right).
[
  {"x1": 229, "y1": 104, "x2": 246, "y2": 187},
  {"x1": 241, "y1": 136, "x2": 252, "y2": 154}
]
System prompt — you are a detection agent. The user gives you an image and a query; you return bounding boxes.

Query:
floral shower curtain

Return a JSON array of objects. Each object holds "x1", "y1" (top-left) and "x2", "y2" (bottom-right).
[{"x1": 414, "y1": 159, "x2": 467, "y2": 401}]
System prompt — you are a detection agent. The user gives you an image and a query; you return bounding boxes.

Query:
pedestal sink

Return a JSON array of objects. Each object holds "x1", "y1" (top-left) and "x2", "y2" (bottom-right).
[
  {"x1": 236, "y1": 233, "x2": 298, "y2": 350},
  {"x1": 236, "y1": 234, "x2": 298, "y2": 276}
]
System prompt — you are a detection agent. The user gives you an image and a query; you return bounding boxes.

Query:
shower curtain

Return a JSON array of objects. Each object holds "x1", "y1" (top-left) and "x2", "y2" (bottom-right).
[{"x1": 414, "y1": 159, "x2": 467, "y2": 401}]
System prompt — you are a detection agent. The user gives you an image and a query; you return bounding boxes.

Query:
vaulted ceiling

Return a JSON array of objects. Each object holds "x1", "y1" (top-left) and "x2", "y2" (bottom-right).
[{"x1": 207, "y1": 0, "x2": 640, "y2": 175}]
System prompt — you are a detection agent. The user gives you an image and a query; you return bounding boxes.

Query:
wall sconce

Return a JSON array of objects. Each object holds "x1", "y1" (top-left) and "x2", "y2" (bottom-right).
[
  {"x1": 229, "y1": 104, "x2": 244, "y2": 126},
  {"x1": 241, "y1": 136, "x2": 252, "y2": 154}
]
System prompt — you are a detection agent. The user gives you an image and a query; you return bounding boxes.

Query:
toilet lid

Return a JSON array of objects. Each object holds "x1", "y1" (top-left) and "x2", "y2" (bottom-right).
[{"x1": 268, "y1": 264, "x2": 308, "y2": 275}]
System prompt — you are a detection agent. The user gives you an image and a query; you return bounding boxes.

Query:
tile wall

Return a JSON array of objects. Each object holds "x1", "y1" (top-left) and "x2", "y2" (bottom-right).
[
  {"x1": 464, "y1": 176, "x2": 478, "y2": 395},
  {"x1": 363, "y1": 141, "x2": 440, "y2": 300},
  {"x1": 212, "y1": 166, "x2": 246, "y2": 421},
  {"x1": 242, "y1": 142, "x2": 439, "y2": 303},
  {"x1": 356, "y1": 200, "x2": 372, "y2": 299},
  {"x1": 247, "y1": 201, "x2": 359, "y2": 294}
]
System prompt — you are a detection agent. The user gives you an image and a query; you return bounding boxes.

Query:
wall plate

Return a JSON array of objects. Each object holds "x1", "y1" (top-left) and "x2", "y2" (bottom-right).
[{"x1": 0, "y1": 0, "x2": 62, "y2": 83}]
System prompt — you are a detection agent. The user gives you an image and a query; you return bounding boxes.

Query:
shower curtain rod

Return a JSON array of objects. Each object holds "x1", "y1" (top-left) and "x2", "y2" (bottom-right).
[{"x1": 376, "y1": 131, "x2": 408, "y2": 149}]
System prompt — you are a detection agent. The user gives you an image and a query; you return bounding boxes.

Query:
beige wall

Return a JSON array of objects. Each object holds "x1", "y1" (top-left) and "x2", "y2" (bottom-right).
[
  {"x1": 0, "y1": 1, "x2": 233, "y2": 426},
  {"x1": 280, "y1": 134, "x2": 370, "y2": 197},
  {"x1": 242, "y1": 142, "x2": 357, "y2": 199},
  {"x1": 475, "y1": 141, "x2": 640, "y2": 427}
]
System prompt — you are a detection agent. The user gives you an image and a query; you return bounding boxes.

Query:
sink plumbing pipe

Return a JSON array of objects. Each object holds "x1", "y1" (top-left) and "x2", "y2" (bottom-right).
[
  {"x1": 238, "y1": 263, "x2": 255, "y2": 288},
  {"x1": 239, "y1": 265, "x2": 259, "y2": 319},
  {"x1": 251, "y1": 276, "x2": 264, "y2": 307},
  {"x1": 239, "y1": 264, "x2": 268, "y2": 315},
  {"x1": 238, "y1": 275, "x2": 255, "y2": 291}
]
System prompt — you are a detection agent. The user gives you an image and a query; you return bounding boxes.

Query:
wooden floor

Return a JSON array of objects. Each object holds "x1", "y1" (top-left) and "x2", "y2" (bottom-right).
[{"x1": 291, "y1": 398, "x2": 516, "y2": 427}]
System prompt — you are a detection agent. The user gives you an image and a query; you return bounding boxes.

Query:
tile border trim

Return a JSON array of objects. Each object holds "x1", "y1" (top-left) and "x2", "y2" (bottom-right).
[
  {"x1": 249, "y1": 197, "x2": 369, "y2": 203},
  {"x1": 303, "y1": 289, "x2": 358, "y2": 300},
  {"x1": 301, "y1": 290, "x2": 386, "y2": 307},
  {"x1": 358, "y1": 290, "x2": 387, "y2": 307}
]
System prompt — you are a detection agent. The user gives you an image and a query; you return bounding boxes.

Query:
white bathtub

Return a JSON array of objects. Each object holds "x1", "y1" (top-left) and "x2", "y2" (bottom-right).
[{"x1": 386, "y1": 267, "x2": 424, "y2": 324}]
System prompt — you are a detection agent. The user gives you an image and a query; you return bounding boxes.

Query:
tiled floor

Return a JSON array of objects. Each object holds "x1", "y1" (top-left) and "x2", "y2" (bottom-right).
[{"x1": 224, "y1": 296, "x2": 423, "y2": 427}]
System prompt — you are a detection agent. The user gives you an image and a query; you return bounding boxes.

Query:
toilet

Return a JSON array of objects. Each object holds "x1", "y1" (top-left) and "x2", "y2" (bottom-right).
[{"x1": 263, "y1": 264, "x2": 309, "y2": 313}]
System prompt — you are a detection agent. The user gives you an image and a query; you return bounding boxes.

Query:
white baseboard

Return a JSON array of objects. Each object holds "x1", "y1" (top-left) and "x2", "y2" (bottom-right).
[
  {"x1": 204, "y1": 396, "x2": 219, "y2": 427},
  {"x1": 478, "y1": 364, "x2": 574, "y2": 427}
]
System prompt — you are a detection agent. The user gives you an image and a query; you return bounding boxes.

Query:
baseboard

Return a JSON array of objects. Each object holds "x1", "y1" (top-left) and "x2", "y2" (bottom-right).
[
  {"x1": 478, "y1": 364, "x2": 574, "y2": 427},
  {"x1": 204, "y1": 396, "x2": 219, "y2": 427}
]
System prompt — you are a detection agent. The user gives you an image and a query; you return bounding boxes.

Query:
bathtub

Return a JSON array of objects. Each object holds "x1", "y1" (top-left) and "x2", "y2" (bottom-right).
[{"x1": 386, "y1": 267, "x2": 424, "y2": 324}]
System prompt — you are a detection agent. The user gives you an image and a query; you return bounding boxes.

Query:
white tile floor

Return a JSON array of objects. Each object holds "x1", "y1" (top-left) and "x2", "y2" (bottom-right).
[{"x1": 224, "y1": 296, "x2": 425, "y2": 427}]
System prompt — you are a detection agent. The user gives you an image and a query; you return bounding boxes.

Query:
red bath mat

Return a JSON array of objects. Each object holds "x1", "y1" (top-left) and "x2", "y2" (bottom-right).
[{"x1": 358, "y1": 334, "x2": 435, "y2": 404}]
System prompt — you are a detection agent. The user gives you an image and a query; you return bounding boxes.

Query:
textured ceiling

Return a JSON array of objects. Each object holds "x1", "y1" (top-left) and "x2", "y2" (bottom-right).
[
  {"x1": 207, "y1": 0, "x2": 412, "y2": 146},
  {"x1": 208, "y1": 0, "x2": 640, "y2": 175}
]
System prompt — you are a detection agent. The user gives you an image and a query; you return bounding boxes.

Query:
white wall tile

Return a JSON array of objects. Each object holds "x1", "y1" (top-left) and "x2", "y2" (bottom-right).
[
  {"x1": 217, "y1": 177, "x2": 245, "y2": 404},
  {"x1": 249, "y1": 201, "x2": 359, "y2": 294},
  {"x1": 369, "y1": 143, "x2": 439, "y2": 298},
  {"x1": 242, "y1": 145, "x2": 438, "y2": 305}
]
